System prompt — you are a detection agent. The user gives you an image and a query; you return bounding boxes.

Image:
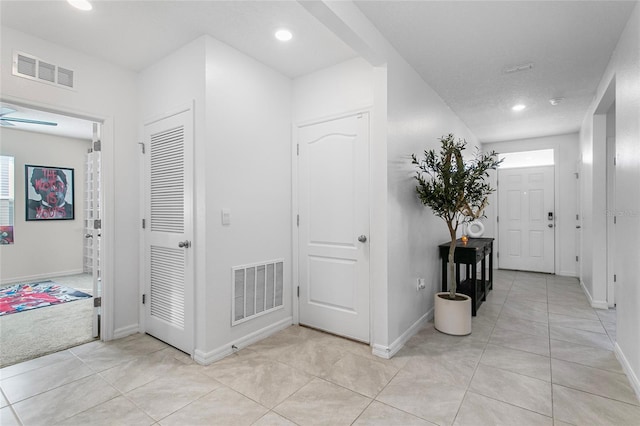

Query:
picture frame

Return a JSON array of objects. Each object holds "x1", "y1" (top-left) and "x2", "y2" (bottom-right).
[{"x1": 25, "y1": 165, "x2": 75, "y2": 221}]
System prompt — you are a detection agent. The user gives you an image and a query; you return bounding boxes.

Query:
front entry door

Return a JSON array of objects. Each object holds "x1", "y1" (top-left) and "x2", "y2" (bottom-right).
[
  {"x1": 143, "y1": 107, "x2": 194, "y2": 354},
  {"x1": 297, "y1": 112, "x2": 370, "y2": 343},
  {"x1": 498, "y1": 166, "x2": 555, "y2": 273}
]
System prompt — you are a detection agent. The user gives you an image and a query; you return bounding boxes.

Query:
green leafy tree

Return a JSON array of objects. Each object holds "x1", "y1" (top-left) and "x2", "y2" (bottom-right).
[{"x1": 412, "y1": 134, "x2": 502, "y2": 299}]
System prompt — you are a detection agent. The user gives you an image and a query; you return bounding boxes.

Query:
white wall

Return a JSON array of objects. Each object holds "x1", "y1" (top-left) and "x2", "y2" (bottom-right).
[
  {"x1": 579, "y1": 3, "x2": 640, "y2": 396},
  {"x1": 0, "y1": 129, "x2": 90, "y2": 283},
  {"x1": 139, "y1": 35, "x2": 293, "y2": 362},
  {"x1": 298, "y1": 1, "x2": 482, "y2": 354},
  {"x1": 202, "y1": 36, "x2": 293, "y2": 357},
  {"x1": 293, "y1": 57, "x2": 374, "y2": 123},
  {"x1": 483, "y1": 133, "x2": 580, "y2": 277},
  {"x1": 386, "y1": 57, "x2": 480, "y2": 346},
  {"x1": 1, "y1": 26, "x2": 139, "y2": 339}
]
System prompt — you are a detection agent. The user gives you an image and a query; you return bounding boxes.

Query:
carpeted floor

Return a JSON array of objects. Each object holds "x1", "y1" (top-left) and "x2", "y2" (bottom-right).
[{"x1": 0, "y1": 273, "x2": 96, "y2": 367}]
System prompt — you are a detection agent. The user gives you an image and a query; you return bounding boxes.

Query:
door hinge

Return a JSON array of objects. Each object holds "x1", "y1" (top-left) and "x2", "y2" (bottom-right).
[
  {"x1": 297, "y1": 286, "x2": 300, "y2": 298},
  {"x1": 576, "y1": 255, "x2": 579, "y2": 262},
  {"x1": 576, "y1": 214, "x2": 579, "y2": 220},
  {"x1": 138, "y1": 142, "x2": 145, "y2": 154},
  {"x1": 614, "y1": 216, "x2": 617, "y2": 224},
  {"x1": 614, "y1": 275, "x2": 617, "y2": 283},
  {"x1": 93, "y1": 140, "x2": 101, "y2": 152},
  {"x1": 93, "y1": 219, "x2": 102, "y2": 230},
  {"x1": 142, "y1": 218, "x2": 146, "y2": 229},
  {"x1": 496, "y1": 216, "x2": 499, "y2": 223},
  {"x1": 614, "y1": 157, "x2": 617, "y2": 166},
  {"x1": 575, "y1": 172, "x2": 579, "y2": 179},
  {"x1": 296, "y1": 144, "x2": 299, "y2": 156},
  {"x1": 142, "y1": 294, "x2": 146, "y2": 304},
  {"x1": 297, "y1": 214, "x2": 299, "y2": 227},
  {"x1": 93, "y1": 297, "x2": 102, "y2": 307}
]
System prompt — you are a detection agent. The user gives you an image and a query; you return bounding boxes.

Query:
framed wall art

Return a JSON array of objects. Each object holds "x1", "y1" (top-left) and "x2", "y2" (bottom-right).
[{"x1": 25, "y1": 165, "x2": 75, "y2": 221}]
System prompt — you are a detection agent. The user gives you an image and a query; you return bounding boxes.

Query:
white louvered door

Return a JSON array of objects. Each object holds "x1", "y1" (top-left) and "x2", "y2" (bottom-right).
[{"x1": 143, "y1": 108, "x2": 194, "y2": 354}]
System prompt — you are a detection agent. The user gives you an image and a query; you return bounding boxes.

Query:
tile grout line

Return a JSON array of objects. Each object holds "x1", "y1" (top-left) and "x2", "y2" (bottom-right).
[{"x1": 451, "y1": 271, "x2": 513, "y2": 424}]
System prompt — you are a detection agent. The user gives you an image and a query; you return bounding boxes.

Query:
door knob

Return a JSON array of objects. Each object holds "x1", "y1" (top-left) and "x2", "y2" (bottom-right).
[
  {"x1": 358, "y1": 235, "x2": 367, "y2": 243},
  {"x1": 576, "y1": 225, "x2": 581, "y2": 229},
  {"x1": 84, "y1": 234, "x2": 93, "y2": 238},
  {"x1": 548, "y1": 224, "x2": 554, "y2": 228},
  {"x1": 178, "y1": 240, "x2": 191, "y2": 248}
]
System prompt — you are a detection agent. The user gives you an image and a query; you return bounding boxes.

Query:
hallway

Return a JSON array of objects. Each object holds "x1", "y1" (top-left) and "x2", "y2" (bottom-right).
[{"x1": 1, "y1": 270, "x2": 638, "y2": 425}]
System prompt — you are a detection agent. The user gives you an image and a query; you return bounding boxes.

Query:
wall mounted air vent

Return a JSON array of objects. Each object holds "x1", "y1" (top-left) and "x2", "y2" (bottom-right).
[
  {"x1": 12, "y1": 51, "x2": 75, "y2": 90},
  {"x1": 232, "y1": 259, "x2": 284, "y2": 326}
]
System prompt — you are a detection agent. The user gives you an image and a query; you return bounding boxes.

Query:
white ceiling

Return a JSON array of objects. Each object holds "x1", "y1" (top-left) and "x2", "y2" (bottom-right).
[
  {"x1": 0, "y1": 0, "x2": 636, "y2": 143},
  {"x1": 355, "y1": 0, "x2": 636, "y2": 142},
  {"x1": 1, "y1": 103, "x2": 94, "y2": 141}
]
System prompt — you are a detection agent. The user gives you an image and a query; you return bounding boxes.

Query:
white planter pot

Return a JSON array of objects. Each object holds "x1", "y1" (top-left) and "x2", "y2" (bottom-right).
[{"x1": 434, "y1": 292, "x2": 472, "y2": 336}]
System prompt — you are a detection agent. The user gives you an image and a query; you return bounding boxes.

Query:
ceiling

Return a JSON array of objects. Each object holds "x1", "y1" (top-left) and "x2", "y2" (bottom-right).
[
  {"x1": 355, "y1": 0, "x2": 636, "y2": 142},
  {"x1": 1, "y1": 0, "x2": 636, "y2": 143},
  {"x1": 1, "y1": 102, "x2": 94, "y2": 140}
]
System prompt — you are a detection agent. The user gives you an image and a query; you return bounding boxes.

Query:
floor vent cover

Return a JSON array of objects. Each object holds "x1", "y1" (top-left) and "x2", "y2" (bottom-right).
[
  {"x1": 13, "y1": 51, "x2": 75, "y2": 90},
  {"x1": 232, "y1": 259, "x2": 284, "y2": 325}
]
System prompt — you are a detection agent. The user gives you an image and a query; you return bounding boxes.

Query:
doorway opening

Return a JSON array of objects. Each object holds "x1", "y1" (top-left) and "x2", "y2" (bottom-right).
[{"x1": 0, "y1": 102, "x2": 103, "y2": 367}]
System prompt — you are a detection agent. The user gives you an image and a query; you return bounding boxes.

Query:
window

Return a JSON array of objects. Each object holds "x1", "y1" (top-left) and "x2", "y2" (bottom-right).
[
  {"x1": 498, "y1": 149, "x2": 554, "y2": 169},
  {"x1": 0, "y1": 155, "x2": 15, "y2": 244}
]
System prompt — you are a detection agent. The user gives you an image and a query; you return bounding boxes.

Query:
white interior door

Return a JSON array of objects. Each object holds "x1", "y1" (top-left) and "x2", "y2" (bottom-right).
[
  {"x1": 143, "y1": 108, "x2": 194, "y2": 354},
  {"x1": 498, "y1": 166, "x2": 555, "y2": 273},
  {"x1": 298, "y1": 112, "x2": 370, "y2": 343}
]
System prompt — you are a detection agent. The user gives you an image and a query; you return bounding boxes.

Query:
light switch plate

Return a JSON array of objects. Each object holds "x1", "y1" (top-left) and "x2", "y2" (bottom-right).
[{"x1": 222, "y1": 208, "x2": 231, "y2": 226}]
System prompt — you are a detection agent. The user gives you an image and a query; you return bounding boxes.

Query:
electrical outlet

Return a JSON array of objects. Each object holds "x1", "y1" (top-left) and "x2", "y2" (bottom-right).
[{"x1": 417, "y1": 278, "x2": 426, "y2": 290}]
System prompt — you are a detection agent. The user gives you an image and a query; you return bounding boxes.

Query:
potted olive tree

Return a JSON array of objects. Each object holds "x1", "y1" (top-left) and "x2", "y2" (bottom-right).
[{"x1": 412, "y1": 134, "x2": 501, "y2": 335}]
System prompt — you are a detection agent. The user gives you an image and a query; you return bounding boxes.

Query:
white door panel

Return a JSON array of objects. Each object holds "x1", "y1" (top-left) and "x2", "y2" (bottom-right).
[
  {"x1": 143, "y1": 108, "x2": 194, "y2": 354},
  {"x1": 298, "y1": 113, "x2": 370, "y2": 342},
  {"x1": 498, "y1": 166, "x2": 554, "y2": 273}
]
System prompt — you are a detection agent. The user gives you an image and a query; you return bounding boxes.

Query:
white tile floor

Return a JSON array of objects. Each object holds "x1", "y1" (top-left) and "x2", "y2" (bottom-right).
[{"x1": 1, "y1": 270, "x2": 638, "y2": 425}]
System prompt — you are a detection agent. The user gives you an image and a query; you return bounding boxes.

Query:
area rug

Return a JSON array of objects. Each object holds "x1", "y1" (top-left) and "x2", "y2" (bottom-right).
[{"x1": 0, "y1": 281, "x2": 92, "y2": 316}]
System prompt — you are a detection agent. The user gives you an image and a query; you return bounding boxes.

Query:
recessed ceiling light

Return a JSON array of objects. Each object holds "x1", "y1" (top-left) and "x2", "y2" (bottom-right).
[
  {"x1": 549, "y1": 97, "x2": 564, "y2": 106},
  {"x1": 67, "y1": 0, "x2": 92, "y2": 11},
  {"x1": 512, "y1": 104, "x2": 526, "y2": 111},
  {"x1": 275, "y1": 29, "x2": 293, "y2": 42}
]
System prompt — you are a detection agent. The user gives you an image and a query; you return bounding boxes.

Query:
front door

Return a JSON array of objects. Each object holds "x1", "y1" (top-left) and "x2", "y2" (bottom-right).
[
  {"x1": 498, "y1": 166, "x2": 555, "y2": 273},
  {"x1": 297, "y1": 112, "x2": 370, "y2": 343},
  {"x1": 143, "y1": 107, "x2": 194, "y2": 354}
]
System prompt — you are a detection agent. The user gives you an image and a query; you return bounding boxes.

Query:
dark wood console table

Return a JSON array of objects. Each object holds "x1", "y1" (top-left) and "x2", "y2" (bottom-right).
[{"x1": 438, "y1": 238, "x2": 494, "y2": 316}]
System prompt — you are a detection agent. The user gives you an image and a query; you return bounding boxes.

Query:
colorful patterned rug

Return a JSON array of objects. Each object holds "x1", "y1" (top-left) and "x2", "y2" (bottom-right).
[{"x1": 0, "y1": 281, "x2": 92, "y2": 316}]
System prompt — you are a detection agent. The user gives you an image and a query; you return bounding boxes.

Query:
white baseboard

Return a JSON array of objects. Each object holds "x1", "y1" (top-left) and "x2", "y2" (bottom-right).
[
  {"x1": 372, "y1": 308, "x2": 433, "y2": 359},
  {"x1": 615, "y1": 342, "x2": 640, "y2": 402},
  {"x1": 112, "y1": 324, "x2": 140, "y2": 340},
  {"x1": 1, "y1": 269, "x2": 86, "y2": 286},
  {"x1": 193, "y1": 317, "x2": 292, "y2": 365},
  {"x1": 557, "y1": 271, "x2": 578, "y2": 278},
  {"x1": 579, "y1": 279, "x2": 608, "y2": 310}
]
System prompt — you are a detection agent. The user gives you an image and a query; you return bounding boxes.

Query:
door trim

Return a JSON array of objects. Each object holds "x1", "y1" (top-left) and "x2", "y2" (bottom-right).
[
  {"x1": 1, "y1": 95, "x2": 114, "y2": 340},
  {"x1": 291, "y1": 107, "x2": 372, "y2": 332}
]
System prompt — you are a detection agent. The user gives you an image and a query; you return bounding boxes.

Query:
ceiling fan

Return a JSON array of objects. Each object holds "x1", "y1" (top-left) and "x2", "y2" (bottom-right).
[{"x1": 0, "y1": 106, "x2": 58, "y2": 127}]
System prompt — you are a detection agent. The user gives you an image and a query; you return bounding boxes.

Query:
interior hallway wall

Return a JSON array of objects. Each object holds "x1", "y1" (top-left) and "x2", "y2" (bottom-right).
[
  {"x1": 1, "y1": 26, "x2": 140, "y2": 340},
  {"x1": 139, "y1": 35, "x2": 293, "y2": 362},
  {"x1": 0, "y1": 129, "x2": 91, "y2": 283},
  {"x1": 579, "y1": 2, "x2": 640, "y2": 396}
]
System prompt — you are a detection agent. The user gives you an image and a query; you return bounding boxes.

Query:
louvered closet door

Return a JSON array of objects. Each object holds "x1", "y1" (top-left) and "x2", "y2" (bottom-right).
[{"x1": 143, "y1": 108, "x2": 194, "y2": 354}]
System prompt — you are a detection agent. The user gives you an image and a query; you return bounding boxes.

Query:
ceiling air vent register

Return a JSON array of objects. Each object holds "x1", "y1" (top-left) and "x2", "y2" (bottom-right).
[{"x1": 12, "y1": 51, "x2": 75, "y2": 90}]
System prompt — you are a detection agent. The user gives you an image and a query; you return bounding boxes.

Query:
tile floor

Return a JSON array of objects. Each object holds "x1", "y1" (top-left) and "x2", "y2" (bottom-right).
[{"x1": 1, "y1": 270, "x2": 638, "y2": 425}]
